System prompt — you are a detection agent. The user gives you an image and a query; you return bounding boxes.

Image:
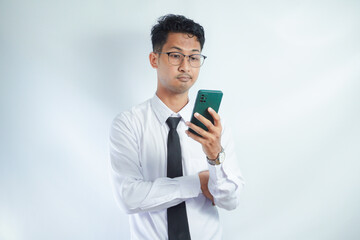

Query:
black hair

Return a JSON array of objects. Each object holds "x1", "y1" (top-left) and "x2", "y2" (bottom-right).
[{"x1": 151, "y1": 14, "x2": 205, "y2": 52}]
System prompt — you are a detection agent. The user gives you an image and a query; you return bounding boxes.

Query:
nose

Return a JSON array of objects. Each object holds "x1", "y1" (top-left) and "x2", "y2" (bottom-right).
[{"x1": 178, "y1": 56, "x2": 191, "y2": 72}]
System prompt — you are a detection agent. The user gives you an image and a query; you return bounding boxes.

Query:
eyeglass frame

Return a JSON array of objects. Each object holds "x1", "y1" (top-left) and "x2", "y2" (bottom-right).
[{"x1": 155, "y1": 51, "x2": 207, "y2": 68}]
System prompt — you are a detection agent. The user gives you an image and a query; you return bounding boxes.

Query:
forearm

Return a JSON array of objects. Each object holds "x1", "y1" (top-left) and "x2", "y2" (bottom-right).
[
  {"x1": 111, "y1": 171, "x2": 201, "y2": 214},
  {"x1": 207, "y1": 163, "x2": 245, "y2": 210}
]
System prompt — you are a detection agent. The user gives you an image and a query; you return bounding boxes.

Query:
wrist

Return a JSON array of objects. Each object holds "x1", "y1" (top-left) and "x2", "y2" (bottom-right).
[
  {"x1": 206, "y1": 154, "x2": 218, "y2": 160},
  {"x1": 206, "y1": 147, "x2": 225, "y2": 165},
  {"x1": 206, "y1": 147, "x2": 222, "y2": 160}
]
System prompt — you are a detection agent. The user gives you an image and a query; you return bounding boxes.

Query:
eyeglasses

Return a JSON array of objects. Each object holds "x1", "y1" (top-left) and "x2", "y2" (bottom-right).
[{"x1": 156, "y1": 51, "x2": 207, "y2": 68}]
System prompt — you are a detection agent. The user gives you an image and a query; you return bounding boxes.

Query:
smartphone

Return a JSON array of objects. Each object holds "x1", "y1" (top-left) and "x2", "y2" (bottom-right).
[{"x1": 188, "y1": 90, "x2": 223, "y2": 137}]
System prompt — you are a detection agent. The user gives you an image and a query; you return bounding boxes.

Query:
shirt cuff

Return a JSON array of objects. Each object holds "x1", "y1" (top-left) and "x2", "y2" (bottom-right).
[
  {"x1": 208, "y1": 164, "x2": 227, "y2": 184},
  {"x1": 177, "y1": 175, "x2": 202, "y2": 198}
]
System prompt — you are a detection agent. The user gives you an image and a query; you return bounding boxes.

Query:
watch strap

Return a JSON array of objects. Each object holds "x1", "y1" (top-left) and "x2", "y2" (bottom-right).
[{"x1": 206, "y1": 147, "x2": 224, "y2": 165}]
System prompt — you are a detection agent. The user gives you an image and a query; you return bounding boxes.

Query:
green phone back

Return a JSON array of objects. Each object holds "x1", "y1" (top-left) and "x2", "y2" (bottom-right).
[{"x1": 189, "y1": 90, "x2": 223, "y2": 136}]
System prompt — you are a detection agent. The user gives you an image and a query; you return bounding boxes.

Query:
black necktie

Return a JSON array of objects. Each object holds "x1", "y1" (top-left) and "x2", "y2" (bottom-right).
[{"x1": 166, "y1": 117, "x2": 191, "y2": 240}]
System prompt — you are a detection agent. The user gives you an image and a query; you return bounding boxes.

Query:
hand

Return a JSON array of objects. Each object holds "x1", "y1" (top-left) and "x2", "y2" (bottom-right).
[
  {"x1": 198, "y1": 170, "x2": 215, "y2": 205},
  {"x1": 186, "y1": 107, "x2": 222, "y2": 159}
]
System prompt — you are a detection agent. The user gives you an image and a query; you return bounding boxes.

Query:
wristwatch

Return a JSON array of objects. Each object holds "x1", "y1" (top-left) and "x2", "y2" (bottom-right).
[{"x1": 206, "y1": 147, "x2": 225, "y2": 165}]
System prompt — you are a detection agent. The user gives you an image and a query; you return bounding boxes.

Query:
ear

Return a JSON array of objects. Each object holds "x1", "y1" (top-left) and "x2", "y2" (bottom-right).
[{"x1": 149, "y1": 52, "x2": 159, "y2": 69}]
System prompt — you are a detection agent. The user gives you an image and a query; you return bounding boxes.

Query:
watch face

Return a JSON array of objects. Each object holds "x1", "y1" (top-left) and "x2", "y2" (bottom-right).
[
  {"x1": 219, "y1": 151, "x2": 225, "y2": 164},
  {"x1": 207, "y1": 148, "x2": 225, "y2": 165}
]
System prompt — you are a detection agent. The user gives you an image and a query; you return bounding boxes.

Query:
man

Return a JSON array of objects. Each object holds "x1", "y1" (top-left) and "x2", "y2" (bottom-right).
[{"x1": 110, "y1": 14, "x2": 244, "y2": 240}]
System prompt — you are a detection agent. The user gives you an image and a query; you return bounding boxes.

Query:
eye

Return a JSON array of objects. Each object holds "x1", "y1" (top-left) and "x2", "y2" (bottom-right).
[
  {"x1": 190, "y1": 55, "x2": 201, "y2": 62},
  {"x1": 169, "y1": 53, "x2": 182, "y2": 59}
]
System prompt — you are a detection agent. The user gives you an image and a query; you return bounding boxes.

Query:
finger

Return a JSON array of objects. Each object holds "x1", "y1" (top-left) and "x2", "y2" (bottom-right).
[
  {"x1": 193, "y1": 112, "x2": 214, "y2": 131},
  {"x1": 208, "y1": 194, "x2": 215, "y2": 205},
  {"x1": 207, "y1": 107, "x2": 221, "y2": 127},
  {"x1": 185, "y1": 129, "x2": 206, "y2": 144},
  {"x1": 186, "y1": 121, "x2": 211, "y2": 139}
]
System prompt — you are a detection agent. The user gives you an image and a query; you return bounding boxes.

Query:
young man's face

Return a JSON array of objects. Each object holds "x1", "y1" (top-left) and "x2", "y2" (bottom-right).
[{"x1": 150, "y1": 32, "x2": 202, "y2": 95}]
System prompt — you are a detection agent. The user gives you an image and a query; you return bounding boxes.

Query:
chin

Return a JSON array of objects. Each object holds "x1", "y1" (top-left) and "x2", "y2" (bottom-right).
[
  {"x1": 176, "y1": 81, "x2": 195, "y2": 93},
  {"x1": 168, "y1": 85, "x2": 190, "y2": 94},
  {"x1": 159, "y1": 78, "x2": 196, "y2": 95}
]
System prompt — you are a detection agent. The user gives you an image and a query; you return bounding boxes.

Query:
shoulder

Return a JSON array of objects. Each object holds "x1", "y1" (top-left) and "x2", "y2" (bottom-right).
[{"x1": 111, "y1": 99, "x2": 152, "y2": 133}]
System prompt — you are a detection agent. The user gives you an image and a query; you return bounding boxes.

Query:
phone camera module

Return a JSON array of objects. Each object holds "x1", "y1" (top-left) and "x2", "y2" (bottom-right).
[{"x1": 200, "y1": 94, "x2": 206, "y2": 103}]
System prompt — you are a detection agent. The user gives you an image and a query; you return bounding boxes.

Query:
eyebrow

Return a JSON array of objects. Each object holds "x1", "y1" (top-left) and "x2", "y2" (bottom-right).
[{"x1": 168, "y1": 46, "x2": 200, "y2": 53}]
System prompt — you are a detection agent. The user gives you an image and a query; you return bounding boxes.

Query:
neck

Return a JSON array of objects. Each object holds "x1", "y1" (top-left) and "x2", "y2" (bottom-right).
[{"x1": 156, "y1": 90, "x2": 189, "y2": 113}]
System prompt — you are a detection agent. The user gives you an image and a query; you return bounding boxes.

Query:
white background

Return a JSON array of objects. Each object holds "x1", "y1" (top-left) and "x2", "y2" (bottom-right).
[{"x1": 1, "y1": 0, "x2": 359, "y2": 239}]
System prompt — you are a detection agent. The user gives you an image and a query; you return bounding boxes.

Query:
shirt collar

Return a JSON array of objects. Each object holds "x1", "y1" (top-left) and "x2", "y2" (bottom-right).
[{"x1": 150, "y1": 94, "x2": 193, "y2": 125}]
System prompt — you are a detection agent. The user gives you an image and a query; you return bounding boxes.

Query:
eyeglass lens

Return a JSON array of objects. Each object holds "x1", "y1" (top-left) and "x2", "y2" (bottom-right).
[{"x1": 168, "y1": 52, "x2": 205, "y2": 67}]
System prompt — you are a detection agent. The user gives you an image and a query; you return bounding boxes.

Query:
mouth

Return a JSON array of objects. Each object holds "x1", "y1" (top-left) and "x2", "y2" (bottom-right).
[{"x1": 177, "y1": 75, "x2": 192, "y2": 82}]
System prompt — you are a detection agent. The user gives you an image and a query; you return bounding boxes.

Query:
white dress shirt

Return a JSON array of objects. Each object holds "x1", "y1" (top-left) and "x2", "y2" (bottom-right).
[{"x1": 109, "y1": 94, "x2": 245, "y2": 240}]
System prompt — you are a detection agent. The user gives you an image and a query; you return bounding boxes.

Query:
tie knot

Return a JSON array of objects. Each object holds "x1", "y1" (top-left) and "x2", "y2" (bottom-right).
[{"x1": 166, "y1": 117, "x2": 181, "y2": 129}]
